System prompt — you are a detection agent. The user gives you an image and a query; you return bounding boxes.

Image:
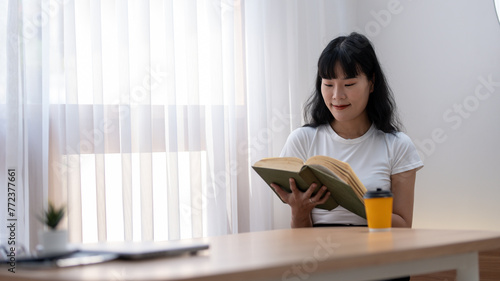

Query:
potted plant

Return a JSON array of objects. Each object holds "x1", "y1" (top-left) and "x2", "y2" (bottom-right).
[{"x1": 38, "y1": 201, "x2": 68, "y2": 254}]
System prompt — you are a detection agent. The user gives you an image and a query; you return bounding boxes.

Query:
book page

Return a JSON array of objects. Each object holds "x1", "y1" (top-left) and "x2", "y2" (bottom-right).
[
  {"x1": 307, "y1": 164, "x2": 344, "y2": 183},
  {"x1": 306, "y1": 165, "x2": 366, "y2": 218},
  {"x1": 252, "y1": 157, "x2": 304, "y2": 173},
  {"x1": 305, "y1": 155, "x2": 366, "y2": 199}
]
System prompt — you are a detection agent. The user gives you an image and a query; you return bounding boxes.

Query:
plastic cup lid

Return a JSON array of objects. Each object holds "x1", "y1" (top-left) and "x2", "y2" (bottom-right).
[{"x1": 363, "y1": 188, "x2": 393, "y2": 198}]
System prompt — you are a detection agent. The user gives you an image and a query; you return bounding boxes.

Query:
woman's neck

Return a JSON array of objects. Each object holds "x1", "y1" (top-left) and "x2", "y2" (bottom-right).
[{"x1": 330, "y1": 118, "x2": 372, "y2": 139}]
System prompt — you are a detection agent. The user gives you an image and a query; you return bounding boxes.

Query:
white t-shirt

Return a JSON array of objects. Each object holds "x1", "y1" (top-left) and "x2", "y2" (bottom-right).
[{"x1": 280, "y1": 123, "x2": 423, "y2": 225}]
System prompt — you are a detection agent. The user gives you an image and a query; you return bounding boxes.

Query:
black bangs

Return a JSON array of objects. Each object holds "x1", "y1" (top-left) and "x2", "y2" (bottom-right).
[{"x1": 317, "y1": 43, "x2": 361, "y2": 80}]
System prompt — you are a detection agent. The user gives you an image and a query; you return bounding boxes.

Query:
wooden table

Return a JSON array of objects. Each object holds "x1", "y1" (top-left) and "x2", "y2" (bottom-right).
[{"x1": 2, "y1": 227, "x2": 500, "y2": 281}]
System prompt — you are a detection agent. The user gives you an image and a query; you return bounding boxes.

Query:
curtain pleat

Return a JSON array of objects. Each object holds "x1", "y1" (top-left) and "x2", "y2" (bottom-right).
[
  {"x1": 66, "y1": 105, "x2": 83, "y2": 243},
  {"x1": 121, "y1": 152, "x2": 133, "y2": 241},
  {"x1": 1, "y1": 0, "x2": 27, "y2": 248}
]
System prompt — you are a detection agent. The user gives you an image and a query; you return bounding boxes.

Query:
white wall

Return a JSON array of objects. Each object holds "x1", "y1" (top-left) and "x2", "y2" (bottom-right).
[{"x1": 355, "y1": 0, "x2": 500, "y2": 231}]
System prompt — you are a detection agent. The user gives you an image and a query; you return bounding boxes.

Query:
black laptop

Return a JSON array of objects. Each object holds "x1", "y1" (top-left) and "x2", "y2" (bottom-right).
[{"x1": 79, "y1": 239, "x2": 209, "y2": 260}]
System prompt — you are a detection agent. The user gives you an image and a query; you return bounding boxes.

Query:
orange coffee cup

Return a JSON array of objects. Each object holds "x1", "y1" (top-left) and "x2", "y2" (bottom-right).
[{"x1": 363, "y1": 188, "x2": 393, "y2": 232}]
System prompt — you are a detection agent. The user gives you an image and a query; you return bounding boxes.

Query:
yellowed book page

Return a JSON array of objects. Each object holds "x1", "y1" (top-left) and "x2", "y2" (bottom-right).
[
  {"x1": 252, "y1": 157, "x2": 304, "y2": 173},
  {"x1": 306, "y1": 166, "x2": 366, "y2": 218},
  {"x1": 305, "y1": 155, "x2": 366, "y2": 199},
  {"x1": 305, "y1": 156, "x2": 353, "y2": 185},
  {"x1": 321, "y1": 157, "x2": 366, "y2": 197},
  {"x1": 306, "y1": 164, "x2": 344, "y2": 183}
]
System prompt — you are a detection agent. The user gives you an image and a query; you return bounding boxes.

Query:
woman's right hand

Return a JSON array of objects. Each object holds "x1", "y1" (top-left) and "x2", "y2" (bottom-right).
[{"x1": 271, "y1": 178, "x2": 330, "y2": 228}]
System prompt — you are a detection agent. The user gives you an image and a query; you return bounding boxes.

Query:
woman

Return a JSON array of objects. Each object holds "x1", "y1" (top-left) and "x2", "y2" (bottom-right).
[
  {"x1": 271, "y1": 32, "x2": 423, "y2": 229},
  {"x1": 270, "y1": 31, "x2": 422, "y2": 281}
]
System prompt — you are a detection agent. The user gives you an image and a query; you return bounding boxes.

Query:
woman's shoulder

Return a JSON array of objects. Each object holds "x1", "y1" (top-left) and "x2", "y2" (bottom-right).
[
  {"x1": 288, "y1": 124, "x2": 329, "y2": 140},
  {"x1": 280, "y1": 125, "x2": 330, "y2": 159},
  {"x1": 379, "y1": 130, "x2": 414, "y2": 146},
  {"x1": 375, "y1": 129, "x2": 423, "y2": 171},
  {"x1": 371, "y1": 128, "x2": 419, "y2": 155}
]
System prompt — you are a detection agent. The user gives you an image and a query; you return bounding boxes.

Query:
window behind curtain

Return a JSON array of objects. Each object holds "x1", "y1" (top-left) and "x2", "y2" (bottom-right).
[
  {"x1": 47, "y1": 0, "x2": 250, "y2": 243},
  {"x1": 1, "y1": 0, "x2": 347, "y2": 248}
]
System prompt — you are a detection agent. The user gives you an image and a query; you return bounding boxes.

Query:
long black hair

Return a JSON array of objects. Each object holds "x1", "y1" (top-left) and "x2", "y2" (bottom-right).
[{"x1": 304, "y1": 32, "x2": 401, "y2": 133}]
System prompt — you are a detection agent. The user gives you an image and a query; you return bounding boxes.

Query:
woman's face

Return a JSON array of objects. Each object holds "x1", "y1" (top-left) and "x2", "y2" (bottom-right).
[{"x1": 321, "y1": 63, "x2": 373, "y2": 126}]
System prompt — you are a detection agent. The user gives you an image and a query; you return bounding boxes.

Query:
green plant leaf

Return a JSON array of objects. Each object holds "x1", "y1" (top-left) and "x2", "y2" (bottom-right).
[{"x1": 40, "y1": 201, "x2": 66, "y2": 230}]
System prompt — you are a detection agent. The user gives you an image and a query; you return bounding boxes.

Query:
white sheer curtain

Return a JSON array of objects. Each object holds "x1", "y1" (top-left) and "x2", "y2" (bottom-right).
[
  {"x1": 1, "y1": 0, "x2": 352, "y2": 249},
  {"x1": 0, "y1": 0, "x2": 50, "y2": 251}
]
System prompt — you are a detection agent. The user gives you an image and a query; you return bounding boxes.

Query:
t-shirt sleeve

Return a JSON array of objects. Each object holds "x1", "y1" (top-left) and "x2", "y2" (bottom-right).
[
  {"x1": 279, "y1": 127, "x2": 312, "y2": 161},
  {"x1": 390, "y1": 132, "x2": 424, "y2": 175}
]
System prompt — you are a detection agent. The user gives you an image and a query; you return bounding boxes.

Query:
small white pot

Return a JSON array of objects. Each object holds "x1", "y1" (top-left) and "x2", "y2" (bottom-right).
[{"x1": 39, "y1": 229, "x2": 68, "y2": 254}]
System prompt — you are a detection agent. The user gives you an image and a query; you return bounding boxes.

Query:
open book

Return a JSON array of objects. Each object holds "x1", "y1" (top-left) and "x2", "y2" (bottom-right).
[{"x1": 252, "y1": 155, "x2": 367, "y2": 218}]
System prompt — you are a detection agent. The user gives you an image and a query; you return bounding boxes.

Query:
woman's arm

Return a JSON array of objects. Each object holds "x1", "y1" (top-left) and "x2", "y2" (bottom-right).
[
  {"x1": 390, "y1": 168, "x2": 417, "y2": 228},
  {"x1": 271, "y1": 178, "x2": 330, "y2": 228}
]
